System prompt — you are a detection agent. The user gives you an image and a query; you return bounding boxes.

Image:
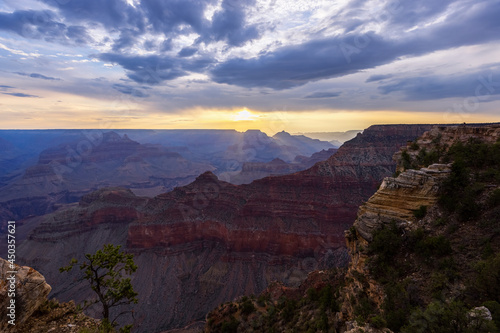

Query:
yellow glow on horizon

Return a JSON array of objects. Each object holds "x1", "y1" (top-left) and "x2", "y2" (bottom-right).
[
  {"x1": 233, "y1": 109, "x2": 258, "y2": 122},
  {"x1": 0, "y1": 102, "x2": 499, "y2": 134}
]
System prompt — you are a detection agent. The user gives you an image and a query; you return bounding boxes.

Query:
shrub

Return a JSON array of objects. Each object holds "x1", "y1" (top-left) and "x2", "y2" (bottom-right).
[
  {"x1": 354, "y1": 293, "x2": 376, "y2": 321},
  {"x1": 221, "y1": 316, "x2": 240, "y2": 333},
  {"x1": 402, "y1": 300, "x2": 494, "y2": 333},
  {"x1": 417, "y1": 148, "x2": 440, "y2": 167},
  {"x1": 401, "y1": 150, "x2": 413, "y2": 170},
  {"x1": 370, "y1": 315, "x2": 387, "y2": 329},
  {"x1": 240, "y1": 298, "x2": 256, "y2": 316},
  {"x1": 383, "y1": 282, "x2": 412, "y2": 331},
  {"x1": 415, "y1": 235, "x2": 452, "y2": 258},
  {"x1": 471, "y1": 253, "x2": 500, "y2": 303},
  {"x1": 368, "y1": 222, "x2": 402, "y2": 261},
  {"x1": 489, "y1": 189, "x2": 500, "y2": 207},
  {"x1": 409, "y1": 141, "x2": 420, "y2": 151},
  {"x1": 413, "y1": 205, "x2": 428, "y2": 219},
  {"x1": 483, "y1": 301, "x2": 500, "y2": 329}
]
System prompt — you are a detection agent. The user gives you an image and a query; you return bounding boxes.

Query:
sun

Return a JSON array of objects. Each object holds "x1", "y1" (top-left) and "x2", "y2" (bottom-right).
[{"x1": 233, "y1": 109, "x2": 257, "y2": 121}]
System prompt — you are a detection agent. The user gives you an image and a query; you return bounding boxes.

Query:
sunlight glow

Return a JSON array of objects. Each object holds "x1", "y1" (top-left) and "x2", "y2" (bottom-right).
[{"x1": 233, "y1": 109, "x2": 258, "y2": 121}]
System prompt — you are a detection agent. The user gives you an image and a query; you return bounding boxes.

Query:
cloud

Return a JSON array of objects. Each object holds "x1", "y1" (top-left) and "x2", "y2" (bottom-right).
[
  {"x1": 304, "y1": 92, "x2": 341, "y2": 99},
  {"x1": 2, "y1": 92, "x2": 39, "y2": 98},
  {"x1": 211, "y1": 1, "x2": 500, "y2": 90},
  {"x1": 112, "y1": 84, "x2": 150, "y2": 98},
  {"x1": 0, "y1": 9, "x2": 92, "y2": 45},
  {"x1": 378, "y1": 66, "x2": 500, "y2": 100},
  {"x1": 41, "y1": 0, "x2": 144, "y2": 30},
  {"x1": 97, "y1": 53, "x2": 188, "y2": 84},
  {"x1": 200, "y1": 0, "x2": 261, "y2": 46},
  {"x1": 381, "y1": 0, "x2": 455, "y2": 29},
  {"x1": 210, "y1": 33, "x2": 400, "y2": 89},
  {"x1": 0, "y1": 85, "x2": 15, "y2": 90},
  {"x1": 366, "y1": 74, "x2": 393, "y2": 83},
  {"x1": 96, "y1": 52, "x2": 214, "y2": 84},
  {"x1": 14, "y1": 72, "x2": 61, "y2": 81},
  {"x1": 139, "y1": 0, "x2": 214, "y2": 34},
  {"x1": 178, "y1": 47, "x2": 198, "y2": 57}
]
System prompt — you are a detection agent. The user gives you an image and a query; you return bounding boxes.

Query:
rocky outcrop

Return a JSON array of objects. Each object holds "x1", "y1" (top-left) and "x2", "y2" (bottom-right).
[
  {"x1": 16, "y1": 124, "x2": 433, "y2": 332},
  {"x1": 0, "y1": 257, "x2": 52, "y2": 329},
  {"x1": 354, "y1": 163, "x2": 451, "y2": 242},
  {"x1": 342, "y1": 123, "x2": 500, "y2": 325},
  {"x1": 342, "y1": 163, "x2": 451, "y2": 320},
  {"x1": 394, "y1": 123, "x2": 500, "y2": 173}
]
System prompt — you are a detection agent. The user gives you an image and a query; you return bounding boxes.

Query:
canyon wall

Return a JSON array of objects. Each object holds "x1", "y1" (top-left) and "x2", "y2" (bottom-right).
[{"x1": 16, "y1": 124, "x2": 432, "y2": 332}]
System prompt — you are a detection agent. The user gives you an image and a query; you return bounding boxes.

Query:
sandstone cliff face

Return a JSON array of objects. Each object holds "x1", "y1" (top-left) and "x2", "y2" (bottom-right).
[
  {"x1": 0, "y1": 257, "x2": 52, "y2": 330},
  {"x1": 342, "y1": 163, "x2": 452, "y2": 320},
  {"x1": 342, "y1": 123, "x2": 500, "y2": 324},
  {"x1": 17, "y1": 124, "x2": 432, "y2": 332}
]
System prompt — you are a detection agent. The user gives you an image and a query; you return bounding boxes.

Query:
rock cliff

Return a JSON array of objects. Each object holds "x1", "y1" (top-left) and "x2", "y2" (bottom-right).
[
  {"x1": 16, "y1": 124, "x2": 433, "y2": 332},
  {"x1": 203, "y1": 123, "x2": 500, "y2": 333},
  {"x1": 0, "y1": 257, "x2": 99, "y2": 332}
]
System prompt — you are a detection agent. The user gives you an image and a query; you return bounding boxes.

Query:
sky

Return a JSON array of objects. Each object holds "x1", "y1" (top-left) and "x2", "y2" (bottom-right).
[{"x1": 0, "y1": 0, "x2": 499, "y2": 133}]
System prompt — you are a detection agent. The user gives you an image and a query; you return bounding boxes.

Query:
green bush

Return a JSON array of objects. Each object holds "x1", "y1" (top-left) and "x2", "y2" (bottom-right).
[
  {"x1": 221, "y1": 316, "x2": 240, "y2": 333},
  {"x1": 417, "y1": 148, "x2": 440, "y2": 167},
  {"x1": 489, "y1": 189, "x2": 500, "y2": 207},
  {"x1": 413, "y1": 205, "x2": 428, "y2": 219},
  {"x1": 415, "y1": 235, "x2": 452, "y2": 258},
  {"x1": 368, "y1": 222, "x2": 402, "y2": 261},
  {"x1": 402, "y1": 150, "x2": 413, "y2": 170},
  {"x1": 383, "y1": 282, "x2": 412, "y2": 331},
  {"x1": 483, "y1": 301, "x2": 500, "y2": 329},
  {"x1": 402, "y1": 300, "x2": 496, "y2": 333},
  {"x1": 471, "y1": 253, "x2": 500, "y2": 303},
  {"x1": 240, "y1": 298, "x2": 256, "y2": 316},
  {"x1": 370, "y1": 315, "x2": 387, "y2": 329},
  {"x1": 409, "y1": 141, "x2": 420, "y2": 151},
  {"x1": 354, "y1": 293, "x2": 376, "y2": 321}
]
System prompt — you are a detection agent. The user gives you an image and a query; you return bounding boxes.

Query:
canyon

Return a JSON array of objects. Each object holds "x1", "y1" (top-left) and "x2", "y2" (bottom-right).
[
  {"x1": 0, "y1": 129, "x2": 333, "y2": 233},
  {"x1": 13, "y1": 124, "x2": 433, "y2": 332}
]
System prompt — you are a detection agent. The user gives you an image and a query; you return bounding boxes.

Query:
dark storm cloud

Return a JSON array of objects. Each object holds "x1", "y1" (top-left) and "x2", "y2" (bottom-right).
[
  {"x1": 211, "y1": 33, "x2": 401, "y2": 89},
  {"x1": 112, "y1": 29, "x2": 143, "y2": 51},
  {"x1": 178, "y1": 47, "x2": 198, "y2": 58},
  {"x1": 378, "y1": 66, "x2": 500, "y2": 100},
  {"x1": 200, "y1": 0, "x2": 260, "y2": 46},
  {"x1": 366, "y1": 74, "x2": 393, "y2": 83},
  {"x1": 14, "y1": 72, "x2": 61, "y2": 81},
  {"x1": 211, "y1": 1, "x2": 500, "y2": 90},
  {"x1": 98, "y1": 53, "x2": 187, "y2": 84},
  {"x1": 97, "y1": 53, "x2": 213, "y2": 84},
  {"x1": 2, "y1": 92, "x2": 39, "y2": 98},
  {"x1": 112, "y1": 84, "x2": 150, "y2": 98},
  {"x1": 140, "y1": 0, "x2": 214, "y2": 34},
  {"x1": 304, "y1": 92, "x2": 341, "y2": 99},
  {"x1": 41, "y1": 0, "x2": 144, "y2": 31},
  {"x1": 0, "y1": 10, "x2": 92, "y2": 44}
]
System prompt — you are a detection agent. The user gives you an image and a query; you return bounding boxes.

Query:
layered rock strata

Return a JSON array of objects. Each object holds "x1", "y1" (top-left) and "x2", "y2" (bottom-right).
[{"x1": 17, "y1": 124, "x2": 433, "y2": 332}]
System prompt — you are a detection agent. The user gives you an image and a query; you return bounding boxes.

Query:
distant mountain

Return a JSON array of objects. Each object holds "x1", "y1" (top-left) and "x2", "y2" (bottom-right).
[
  {"x1": 298, "y1": 130, "x2": 362, "y2": 145},
  {"x1": 273, "y1": 130, "x2": 335, "y2": 152},
  {"x1": 227, "y1": 148, "x2": 338, "y2": 184},
  {"x1": 0, "y1": 131, "x2": 214, "y2": 230},
  {"x1": 15, "y1": 124, "x2": 433, "y2": 332},
  {"x1": 0, "y1": 129, "x2": 337, "y2": 236}
]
